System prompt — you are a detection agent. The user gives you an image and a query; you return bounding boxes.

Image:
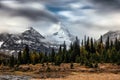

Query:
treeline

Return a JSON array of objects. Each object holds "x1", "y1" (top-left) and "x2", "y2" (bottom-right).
[{"x1": 1, "y1": 36, "x2": 120, "y2": 68}]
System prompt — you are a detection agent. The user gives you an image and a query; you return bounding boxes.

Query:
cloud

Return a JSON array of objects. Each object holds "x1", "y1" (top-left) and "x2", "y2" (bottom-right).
[
  {"x1": 0, "y1": 0, "x2": 59, "y2": 22},
  {"x1": 56, "y1": 0, "x2": 120, "y2": 39},
  {"x1": 0, "y1": 0, "x2": 59, "y2": 34},
  {"x1": 0, "y1": 0, "x2": 120, "y2": 40},
  {"x1": 90, "y1": 0, "x2": 120, "y2": 13}
]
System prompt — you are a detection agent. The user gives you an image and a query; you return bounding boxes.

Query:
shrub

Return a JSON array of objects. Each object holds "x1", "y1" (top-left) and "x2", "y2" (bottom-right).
[
  {"x1": 94, "y1": 63, "x2": 98, "y2": 68},
  {"x1": 46, "y1": 66, "x2": 51, "y2": 72},
  {"x1": 70, "y1": 62, "x2": 74, "y2": 69},
  {"x1": 42, "y1": 63, "x2": 45, "y2": 67}
]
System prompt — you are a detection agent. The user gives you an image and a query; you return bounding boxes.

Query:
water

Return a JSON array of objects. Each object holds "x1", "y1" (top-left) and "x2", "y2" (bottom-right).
[{"x1": 0, "y1": 75, "x2": 32, "y2": 80}]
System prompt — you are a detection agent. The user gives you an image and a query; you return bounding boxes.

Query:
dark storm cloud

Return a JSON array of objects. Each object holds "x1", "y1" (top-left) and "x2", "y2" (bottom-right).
[
  {"x1": 0, "y1": 0, "x2": 59, "y2": 23},
  {"x1": 0, "y1": 2, "x2": 8, "y2": 10},
  {"x1": 10, "y1": 0, "x2": 41, "y2": 3},
  {"x1": 15, "y1": 9, "x2": 59, "y2": 22},
  {"x1": 14, "y1": 0, "x2": 75, "y2": 5},
  {"x1": 91, "y1": 0, "x2": 120, "y2": 11}
]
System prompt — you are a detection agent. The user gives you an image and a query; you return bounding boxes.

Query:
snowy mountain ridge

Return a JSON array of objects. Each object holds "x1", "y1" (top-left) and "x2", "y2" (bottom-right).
[
  {"x1": 100, "y1": 30, "x2": 120, "y2": 43},
  {"x1": 0, "y1": 24, "x2": 75, "y2": 54}
]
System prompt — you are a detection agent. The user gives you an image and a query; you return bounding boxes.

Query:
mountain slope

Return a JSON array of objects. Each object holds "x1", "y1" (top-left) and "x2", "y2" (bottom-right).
[
  {"x1": 0, "y1": 27, "x2": 50, "y2": 54},
  {"x1": 101, "y1": 30, "x2": 120, "y2": 43}
]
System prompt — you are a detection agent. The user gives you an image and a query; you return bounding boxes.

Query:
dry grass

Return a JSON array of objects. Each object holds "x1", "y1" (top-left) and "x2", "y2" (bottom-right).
[
  {"x1": 43, "y1": 72, "x2": 120, "y2": 80},
  {"x1": 0, "y1": 63, "x2": 120, "y2": 80}
]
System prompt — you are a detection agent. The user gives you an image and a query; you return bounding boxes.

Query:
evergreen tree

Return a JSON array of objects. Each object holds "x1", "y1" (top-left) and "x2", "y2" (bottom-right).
[
  {"x1": 9, "y1": 55, "x2": 15, "y2": 68},
  {"x1": 58, "y1": 45, "x2": 62, "y2": 54},
  {"x1": 71, "y1": 37, "x2": 80, "y2": 62},
  {"x1": 86, "y1": 37, "x2": 90, "y2": 52},
  {"x1": 98, "y1": 36, "x2": 104, "y2": 54},
  {"x1": 17, "y1": 51, "x2": 22, "y2": 65},
  {"x1": 115, "y1": 37, "x2": 119, "y2": 51},
  {"x1": 63, "y1": 41, "x2": 66, "y2": 53},
  {"x1": 23, "y1": 45, "x2": 30, "y2": 64},
  {"x1": 63, "y1": 41, "x2": 67, "y2": 62},
  {"x1": 50, "y1": 48, "x2": 55, "y2": 62},
  {"x1": 69, "y1": 42, "x2": 73, "y2": 53},
  {"x1": 90, "y1": 38, "x2": 95, "y2": 53},
  {"x1": 105, "y1": 36, "x2": 110, "y2": 50},
  {"x1": 110, "y1": 40, "x2": 113, "y2": 49},
  {"x1": 81, "y1": 39, "x2": 84, "y2": 47},
  {"x1": 100, "y1": 35, "x2": 103, "y2": 44},
  {"x1": 84, "y1": 35, "x2": 87, "y2": 49}
]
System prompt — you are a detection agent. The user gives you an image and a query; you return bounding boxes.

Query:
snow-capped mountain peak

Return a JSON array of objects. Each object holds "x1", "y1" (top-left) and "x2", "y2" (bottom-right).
[
  {"x1": 23, "y1": 27, "x2": 45, "y2": 39},
  {"x1": 46, "y1": 22, "x2": 75, "y2": 45}
]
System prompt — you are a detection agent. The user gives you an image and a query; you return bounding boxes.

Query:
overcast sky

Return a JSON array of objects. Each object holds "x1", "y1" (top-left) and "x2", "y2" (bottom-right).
[{"x1": 0, "y1": 0, "x2": 120, "y2": 39}]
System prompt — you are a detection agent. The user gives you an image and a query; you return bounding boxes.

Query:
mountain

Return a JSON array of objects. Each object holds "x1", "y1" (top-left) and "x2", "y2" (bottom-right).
[
  {"x1": 0, "y1": 27, "x2": 51, "y2": 55},
  {"x1": 100, "y1": 30, "x2": 120, "y2": 43},
  {"x1": 45, "y1": 23, "x2": 75, "y2": 46},
  {"x1": 0, "y1": 26, "x2": 75, "y2": 55}
]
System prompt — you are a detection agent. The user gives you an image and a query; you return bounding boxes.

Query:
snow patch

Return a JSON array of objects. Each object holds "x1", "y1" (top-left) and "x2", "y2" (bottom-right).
[{"x1": 0, "y1": 41, "x2": 4, "y2": 47}]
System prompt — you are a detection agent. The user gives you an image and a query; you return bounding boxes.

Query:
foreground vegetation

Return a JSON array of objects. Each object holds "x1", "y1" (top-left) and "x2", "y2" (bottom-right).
[{"x1": 0, "y1": 63, "x2": 120, "y2": 80}]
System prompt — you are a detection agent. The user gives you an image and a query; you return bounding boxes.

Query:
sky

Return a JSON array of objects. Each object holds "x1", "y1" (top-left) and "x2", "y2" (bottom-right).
[{"x1": 0, "y1": 0, "x2": 120, "y2": 40}]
